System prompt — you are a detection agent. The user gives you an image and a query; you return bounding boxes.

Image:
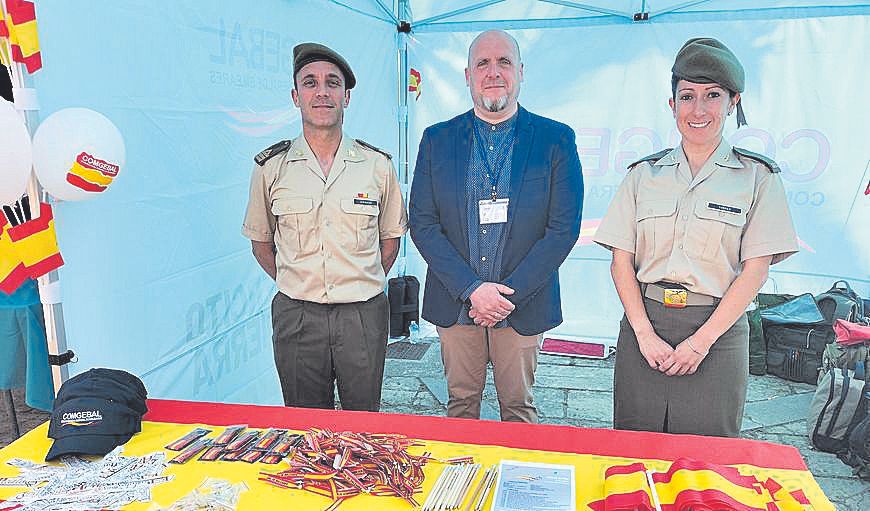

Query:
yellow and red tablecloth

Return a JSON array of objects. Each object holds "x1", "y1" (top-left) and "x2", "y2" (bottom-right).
[{"x1": 0, "y1": 399, "x2": 833, "y2": 510}]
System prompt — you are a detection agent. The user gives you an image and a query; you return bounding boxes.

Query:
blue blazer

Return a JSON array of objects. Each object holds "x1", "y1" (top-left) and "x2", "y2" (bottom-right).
[{"x1": 409, "y1": 107, "x2": 584, "y2": 335}]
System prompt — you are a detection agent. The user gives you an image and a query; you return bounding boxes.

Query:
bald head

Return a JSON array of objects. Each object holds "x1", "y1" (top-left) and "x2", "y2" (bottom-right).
[
  {"x1": 468, "y1": 30, "x2": 521, "y2": 67},
  {"x1": 465, "y1": 30, "x2": 524, "y2": 123}
]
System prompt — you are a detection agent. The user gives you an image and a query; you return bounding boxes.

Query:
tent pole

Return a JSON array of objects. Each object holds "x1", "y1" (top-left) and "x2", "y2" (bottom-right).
[
  {"x1": 1, "y1": 1, "x2": 71, "y2": 397},
  {"x1": 396, "y1": 0, "x2": 411, "y2": 273}
]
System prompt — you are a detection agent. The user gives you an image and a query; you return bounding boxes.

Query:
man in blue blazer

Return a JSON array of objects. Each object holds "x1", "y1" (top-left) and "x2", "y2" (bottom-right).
[{"x1": 409, "y1": 30, "x2": 583, "y2": 423}]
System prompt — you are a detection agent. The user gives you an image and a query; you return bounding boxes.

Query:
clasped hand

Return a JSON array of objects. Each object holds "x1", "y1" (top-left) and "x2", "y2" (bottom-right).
[
  {"x1": 467, "y1": 282, "x2": 515, "y2": 327},
  {"x1": 637, "y1": 331, "x2": 708, "y2": 376}
]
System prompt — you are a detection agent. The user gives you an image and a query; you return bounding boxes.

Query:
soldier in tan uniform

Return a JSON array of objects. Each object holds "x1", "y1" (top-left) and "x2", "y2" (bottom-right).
[
  {"x1": 593, "y1": 38, "x2": 799, "y2": 437},
  {"x1": 242, "y1": 43, "x2": 407, "y2": 411}
]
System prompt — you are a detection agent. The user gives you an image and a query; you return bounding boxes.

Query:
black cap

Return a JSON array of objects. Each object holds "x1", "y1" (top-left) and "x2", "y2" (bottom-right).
[
  {"x1": 46, "y1": 368, "x2": 147, "y2": 461},
  {"x1": 62, "y1": 368, "x2": 147, "y2": 400},
  {"x1": 55, "y1": 375, "x2": 148, "y2": 416},
  {"x1": 46, "y1": 397, "x2": 141, "y2": 460},
  {"x1": 293, "y1": 42, "x2": 356, "y2": 89}
]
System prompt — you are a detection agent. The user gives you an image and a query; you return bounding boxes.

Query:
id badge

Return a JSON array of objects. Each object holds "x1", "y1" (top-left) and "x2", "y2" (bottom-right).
[
  {"x1": 479, "y1": 198, "x2": 509, "y2": 224},
  {"x1": 663, "y1": 289, "x2": 688, "y2": 308}
]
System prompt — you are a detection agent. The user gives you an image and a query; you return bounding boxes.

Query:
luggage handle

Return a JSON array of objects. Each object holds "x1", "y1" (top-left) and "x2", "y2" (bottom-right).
[{"x1": 829, "y1": 280, "x2": 858, "y2": 299}]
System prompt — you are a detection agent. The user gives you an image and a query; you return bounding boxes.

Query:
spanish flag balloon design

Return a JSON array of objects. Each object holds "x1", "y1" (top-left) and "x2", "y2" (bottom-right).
[{"x1": 32, "y1": 108, "x2": 126, "y2": 201}]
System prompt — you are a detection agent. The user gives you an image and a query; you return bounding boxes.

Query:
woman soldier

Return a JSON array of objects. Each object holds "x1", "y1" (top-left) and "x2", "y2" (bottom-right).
[{"x1": 593, "y1": 38, "x2": 799, "y2": 437}]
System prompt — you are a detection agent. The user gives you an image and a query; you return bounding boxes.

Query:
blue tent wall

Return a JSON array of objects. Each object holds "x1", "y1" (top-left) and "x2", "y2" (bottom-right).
[{"x1": 28, "y1": 0, "x2": 869, "y2": 403}]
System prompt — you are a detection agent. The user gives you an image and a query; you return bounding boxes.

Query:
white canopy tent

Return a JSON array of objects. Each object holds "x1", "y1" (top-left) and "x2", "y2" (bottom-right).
[{"x1": 19, "y1": 0, "x2": 869, "y2": 404}]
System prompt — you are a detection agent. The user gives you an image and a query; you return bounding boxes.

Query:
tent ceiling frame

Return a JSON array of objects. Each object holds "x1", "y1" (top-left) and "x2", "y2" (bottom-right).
[
  {"x1": 327, "y1": 0, "x2": 395, "y2": 23},
  {"x1": 373, "y1": 0, "x2": 400, "y2": 24},
  {"x1": 538, "y1": 0, "x2": 633, "y2": 18},
  {"x1": 649, "y1": 0, "x2": 714, "y2": 18},
  {"x1": 414, "y1": 0, "x2": 507, "y2": 26}
]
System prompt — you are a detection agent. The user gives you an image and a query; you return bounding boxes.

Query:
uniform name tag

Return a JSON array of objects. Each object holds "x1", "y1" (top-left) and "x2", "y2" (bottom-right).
[
  {"x1": 706, "y1": 202, "x2": 742, "y2": 215},
  {"x1": 354, "y1": 198, "x2": 378, "y2": 206},
  {"x1": 478, "y1": 198, "x2": 509, "y2": 224}
]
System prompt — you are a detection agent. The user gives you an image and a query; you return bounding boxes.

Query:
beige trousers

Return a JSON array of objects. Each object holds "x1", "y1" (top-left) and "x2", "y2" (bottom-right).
[{"x1": 436, "y1": 324, "x2": 541, "y2": 423}]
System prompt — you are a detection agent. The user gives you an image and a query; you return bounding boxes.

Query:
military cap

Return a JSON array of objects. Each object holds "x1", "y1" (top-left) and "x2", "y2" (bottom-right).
[
  {"x1": 293, "y1": 42, "x2": 356, "y2": 90},
  {"x1": 672, "y1": 37, "x2": 747, "y2": 126}
]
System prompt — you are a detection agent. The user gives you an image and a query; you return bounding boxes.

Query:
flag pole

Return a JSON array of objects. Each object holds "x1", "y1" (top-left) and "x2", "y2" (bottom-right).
[{"x1": 1, "y1": 0, "x2": 71, "y2": 396}]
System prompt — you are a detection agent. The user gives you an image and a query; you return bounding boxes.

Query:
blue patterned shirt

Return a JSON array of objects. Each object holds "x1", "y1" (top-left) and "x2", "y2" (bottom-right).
[{"x1": 457, "y1": 113, "x2": 517, "y2": 326}]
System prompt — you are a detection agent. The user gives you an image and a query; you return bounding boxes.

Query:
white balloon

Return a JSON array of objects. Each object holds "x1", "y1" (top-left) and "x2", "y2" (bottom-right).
[
  {"x1": 0, "y1": 100, "x2": 33, "y2": 206},
  {"x1": 32, "y1": 108, "x2": 126, "y2": 201}
]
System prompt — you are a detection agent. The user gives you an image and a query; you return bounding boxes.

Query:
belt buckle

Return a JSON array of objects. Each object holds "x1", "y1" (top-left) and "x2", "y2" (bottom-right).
[{"x1": 663, "y1": 289, "x2": 688, "y2": 308}]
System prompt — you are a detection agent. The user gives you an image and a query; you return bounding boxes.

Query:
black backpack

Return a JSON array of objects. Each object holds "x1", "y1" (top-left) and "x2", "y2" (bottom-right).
[
  {"x1": 841, "y1": 390, "x2": 870, "y2": 481},
  {"x1": 387, "y1": 275, "x2": 420, "y2": 338},
  {"x1": 815, "y1": 280, "x2": 865, "y2": 325}
]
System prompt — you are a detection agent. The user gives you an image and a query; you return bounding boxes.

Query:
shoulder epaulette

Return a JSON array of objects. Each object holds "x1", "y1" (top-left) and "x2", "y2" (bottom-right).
[
  {"x1": 627, "y1": 148, "x2": 672, "y2": 169},
  {"x1": 732, "y1": 147, "x2": 780, "y2": 173},
  {"x1": 355, "y1": 139, "x2": 392, "y2": 160},
  {"x1": 254, "y1": 140, "x2": 292, "y2": 166}
]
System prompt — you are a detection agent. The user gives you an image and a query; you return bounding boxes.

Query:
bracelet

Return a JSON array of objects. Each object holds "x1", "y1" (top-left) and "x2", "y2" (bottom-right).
[{"x1": 686, "y1": 338, "x2": 708, "y2": 356}]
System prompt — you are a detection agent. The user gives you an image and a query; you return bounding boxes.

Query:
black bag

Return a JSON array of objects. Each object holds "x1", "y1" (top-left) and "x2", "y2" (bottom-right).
[
  {"x1": 748, "y1": 293, "x2": 794, "y2": 375},
  {"x1": 387, "y1": 275, "x2": 419, "y2": 338},
  {"x1": 762, "y1": 294, "x2": 830, "y2": 384},
  {"x1": 843, "y1": 401, "x2": 870, "y2": 481},
  {"x1": 765, "y1": 324, "x2": 833, "y2": 384}
]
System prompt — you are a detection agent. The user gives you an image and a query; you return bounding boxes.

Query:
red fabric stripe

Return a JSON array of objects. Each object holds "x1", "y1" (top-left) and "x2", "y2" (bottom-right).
[
  {"x1": 762, "y1": 477, "x2": 782, "y2": 495},
  {"x1": 789, "y1": 489, "x2": 810, "y2": 505},
  {"x1": 605, "y1": 462, "x2": 648, "y2": 477},
  {"x1": 4, "y1": 0, "x2": 35, "y2": 25},
  {"x1": 0, "y1": 264, "x2": 28, "y2": 295},
  {"x1": 0, "y1": 19, "x2": 9, "y2": 38},
  {"x1": 66, "y1": 172, "x2": 107, "y2": 192},
  {"x1": 142, "y1": 400, "x2": 809, "y2": 470},
  {"x1": 9, "y1": 44, "x2": 40, "y2": 73},
  {"x1": 651, "y1": 458, "x2": 760, "y2": 489},
  {"x1": 6, "y1": 203, "x2": 51, "y2": 242},
  {"x1": 665, "y1": 488, "x2": 768, "y2": 511},
  {"x1": 24, "y1": 252, "x2": 63, "y2": 279},
  {"x1": 593, "y1": 490, "x2": 654, "y2": 511}
]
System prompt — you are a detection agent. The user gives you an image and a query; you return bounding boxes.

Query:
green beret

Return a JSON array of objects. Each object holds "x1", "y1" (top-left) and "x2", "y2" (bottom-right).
[
  {"x1": 293, "y1": 42, "x2": 356, "y2": 90},
  {"x1": 672, "y1": 37, "x2": 747, "y2": 126}
]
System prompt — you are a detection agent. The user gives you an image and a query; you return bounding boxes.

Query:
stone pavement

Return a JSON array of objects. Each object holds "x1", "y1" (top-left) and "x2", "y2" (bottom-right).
[{"x1": 382, "y1": 337, "x2": 869, "y2": 510}]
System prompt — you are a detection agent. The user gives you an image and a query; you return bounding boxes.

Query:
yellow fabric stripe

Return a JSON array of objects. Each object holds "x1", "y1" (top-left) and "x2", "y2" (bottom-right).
[
  {"x1": 10, "y1": 218, "x2": 60, "y2": 266},
  {"x1": 7, "y1": 19, "x2": 40, "y2": 57},
  {"x1": 653, "y1": 469, "x2": 767, "y2": 507},
  {"x1": 0, "y1": 224, "x2": 24, "y2": 276},
  {"x1": 603, "y1": 470, "x2": 651, "y2": 495}
]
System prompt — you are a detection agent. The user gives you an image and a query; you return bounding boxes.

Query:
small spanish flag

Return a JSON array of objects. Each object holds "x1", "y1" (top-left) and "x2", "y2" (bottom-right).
[
  {"x1": 588, "y1": 459, "x2": 811, "y2": 511},
  {"x1": 6, "y1": 202, "x2": 63, "y2": 281},
  {"x1": 0, "y1": 0, "x2": 42, "y2": 73},
  {"x1": 0, "y1": 214, "x2": 30, "y2": 295},
  {"x1": 408, "y1": 68, "x2": 421, "y2": 100},
  {"x1": 66, "y1": 151, "x2": 120, "y2": 193}
]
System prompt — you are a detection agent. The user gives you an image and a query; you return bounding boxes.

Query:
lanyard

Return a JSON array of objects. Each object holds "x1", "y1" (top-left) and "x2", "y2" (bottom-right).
[{"x1": 473, "y1": 121, "x2": 515, "y2": 201}]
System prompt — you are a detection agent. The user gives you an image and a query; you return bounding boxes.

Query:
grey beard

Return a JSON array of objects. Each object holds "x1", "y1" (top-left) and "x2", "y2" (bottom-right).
[{"x1": 482, "y1": 95, "x2": 508, "y2": 112}]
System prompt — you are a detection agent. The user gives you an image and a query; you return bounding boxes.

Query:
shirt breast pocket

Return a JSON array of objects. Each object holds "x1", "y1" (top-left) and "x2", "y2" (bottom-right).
[
  {"x1": 340, "y1": 199, "x2": 380, "y2": 251},
  {"x1": 635, "y1": 199, "x2": 677, "y2": 258},
  {"x1": 271, "y1": 197, "x2": 315, "y2": 253},
  {"x1": 687, "y1": 200, "x2": 747, "y2": 263}
]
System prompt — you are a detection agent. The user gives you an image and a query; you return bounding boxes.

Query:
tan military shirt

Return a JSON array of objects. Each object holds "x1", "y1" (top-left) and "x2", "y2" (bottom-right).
[
  {"x1": 593, "y1": 141, "x2": 799, "y2": 298},
  {"x1": 242, "y1": 134, "x2": 408, "y2": 304}
]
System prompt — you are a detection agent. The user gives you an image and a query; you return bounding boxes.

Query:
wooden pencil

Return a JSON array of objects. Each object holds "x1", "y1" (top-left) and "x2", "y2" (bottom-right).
[
  {"x1": 455, "y1": 464, "x2": 480, "y2": 509},
  {"x1": 464, "y1": 466, "x2": 492, "y2": 511},
  {"x1": 474, "y1": 465, "x2": 498, "y2": 511}
]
